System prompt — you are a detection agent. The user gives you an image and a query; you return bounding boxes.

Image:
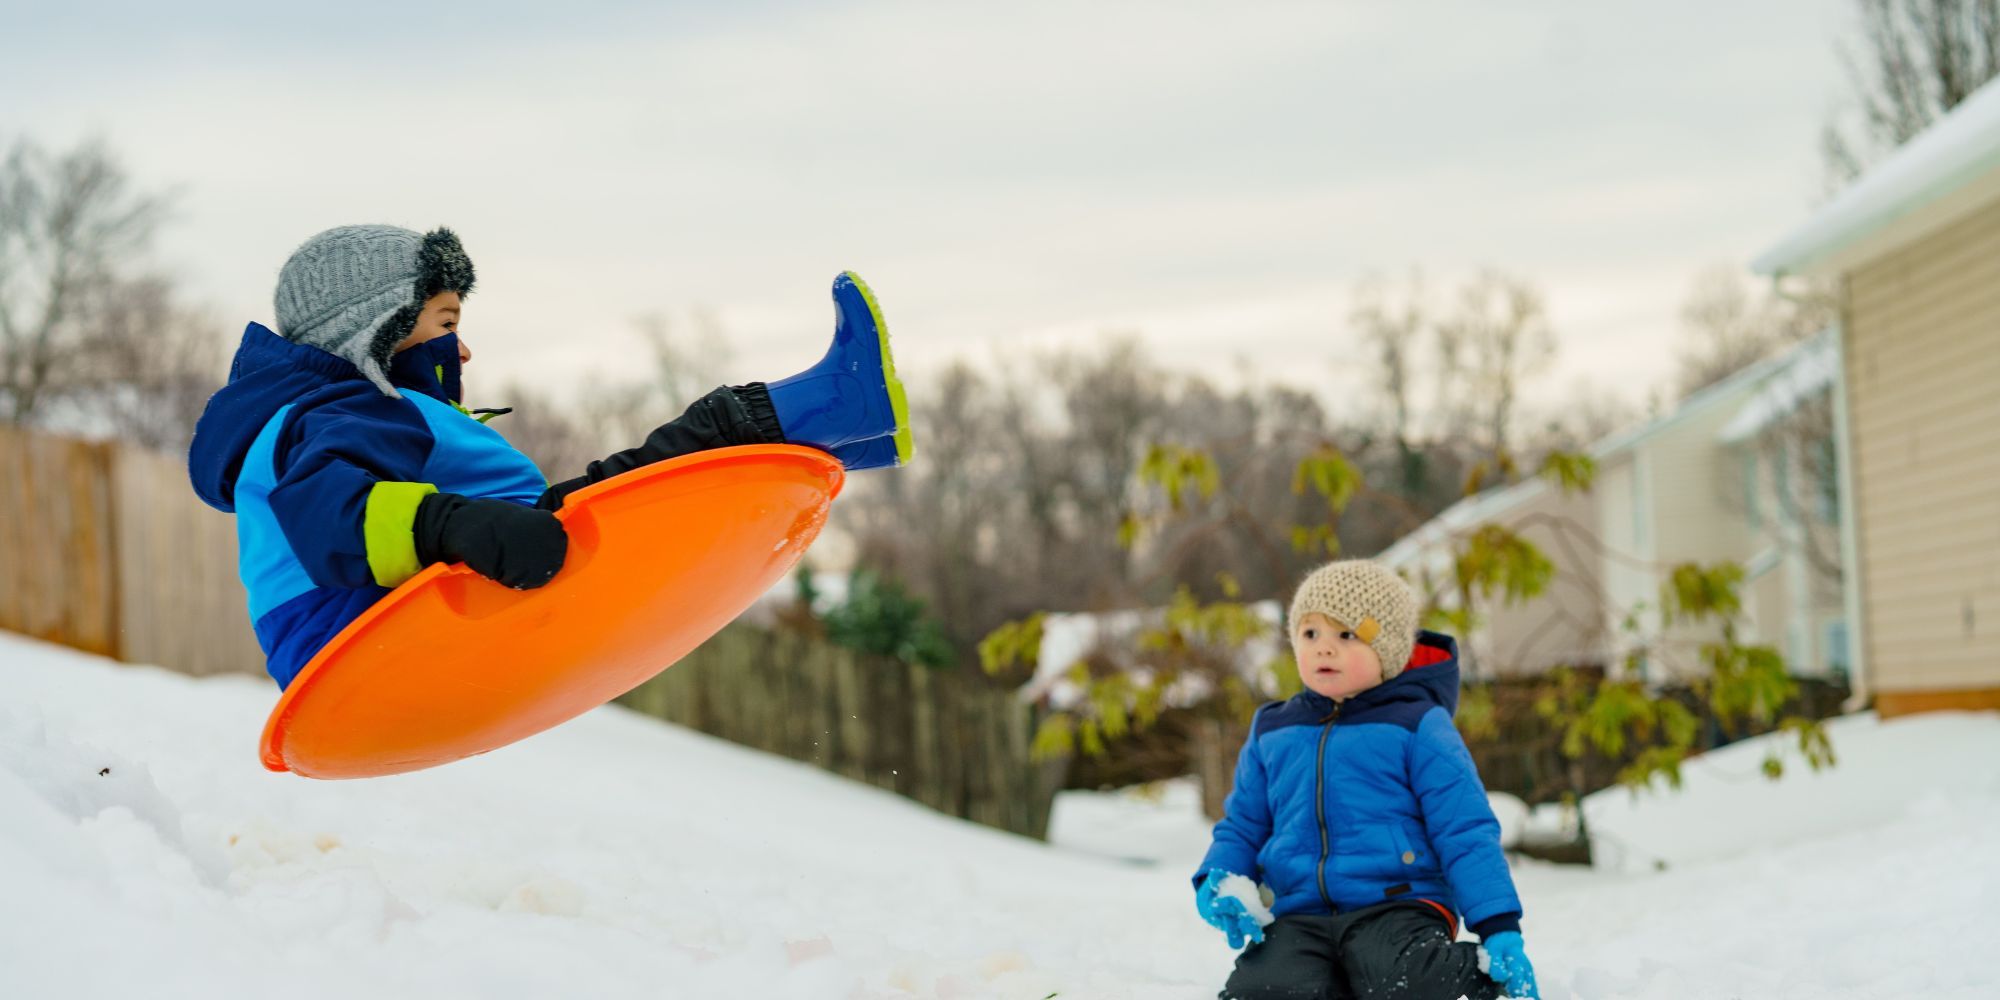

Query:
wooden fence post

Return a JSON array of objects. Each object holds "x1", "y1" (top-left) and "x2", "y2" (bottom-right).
[{"x1": 612, "y1": 625, "x2": 1065, "y2": 840}]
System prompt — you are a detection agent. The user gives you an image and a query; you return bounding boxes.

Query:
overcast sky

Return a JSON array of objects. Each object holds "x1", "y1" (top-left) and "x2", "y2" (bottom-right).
[{"x1": 3, "y1": 0, "x2": 1856, "y2": 424}]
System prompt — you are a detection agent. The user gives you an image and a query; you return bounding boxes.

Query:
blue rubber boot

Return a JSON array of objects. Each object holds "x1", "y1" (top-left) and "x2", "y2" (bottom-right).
[
  {"x1": 766, "y1": 272, "x2": 912, "y2": 468},
  {"x1": 828, "y1": 434, "x2": 903, "y2": 471}
]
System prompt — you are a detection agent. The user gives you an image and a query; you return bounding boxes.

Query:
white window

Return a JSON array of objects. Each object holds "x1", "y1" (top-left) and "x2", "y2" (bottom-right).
[
  {"x1": 1742, "y1": 451, "x2": 1761, "y2": 529},
  {"x1": 1631, "y1": 453, "x2": 1650, "y2": 551},
  {"x1": 1825, "y1": 619, "x2": 1850, "y2": 681},
  {"x1": 1773, "y1": 441, "x2": 1793, "y2": 525},
  {"x1": 1816, "y1": 436, "x2": 1840, "y2": 523}
]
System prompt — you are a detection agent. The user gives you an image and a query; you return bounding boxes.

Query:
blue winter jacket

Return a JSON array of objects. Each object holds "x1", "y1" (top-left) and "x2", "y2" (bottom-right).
[
  {"x1": 1195, "y1": 631, "x2": 1522, "y2": 938},
  {"x1": 187, "y1": 323, "x2": 547, "y2": 688}
]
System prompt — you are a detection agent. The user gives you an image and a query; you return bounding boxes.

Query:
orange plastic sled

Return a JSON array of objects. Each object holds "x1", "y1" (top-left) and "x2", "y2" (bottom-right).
[{"x1": 259, "y1": 444, "x2": 844, "y2": 779}]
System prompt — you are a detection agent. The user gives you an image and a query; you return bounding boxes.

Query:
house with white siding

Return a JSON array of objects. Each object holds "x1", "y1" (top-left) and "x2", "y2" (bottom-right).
[
  {"x1": 1379, "y1": 334, "x2": 1846, "y2": 682},
  {"x1": 1754, "y1": 75, "x2": 2000, "y2": 718},
  {"x1": 1716, "y1": 331, "x2": 1850, "y2": 683},
  {"x1": 1375, "y1": 475, "x2": 1603, "y2": 679}
]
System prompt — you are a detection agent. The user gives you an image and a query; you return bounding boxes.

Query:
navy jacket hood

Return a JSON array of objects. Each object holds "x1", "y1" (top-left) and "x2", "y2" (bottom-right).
[
  {"x1": 187, "y1": 322, "x2": 462, "y2": 512},
  {"x1": 1290, "y1": 630, "x2": 1462, "y2": 725}
]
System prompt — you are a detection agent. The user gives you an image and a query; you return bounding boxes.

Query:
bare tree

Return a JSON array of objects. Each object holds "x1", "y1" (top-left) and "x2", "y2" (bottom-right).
[
  {"x1": 1824, "y1": 0, "x2": 2000, "y2": 184},
  {"x1": 840, "y1": 359, "x2": 1018, "y2": 653},
  {"x1": 516, "y1": 306, "x2": 744, "y2": 478},
  {"x1": 830, "y1": 269, "x2": 1572, "y2": 667},
  {"x1": 633, "y1": 307, "x2": 735, "y2": 407},
  {"x1": 1675, "y1": 265, "x2": 1834, "y2": 398},
  {"x1": 1136, "y1": 376, "x2": 1344, "y2": 595},
  {"x1": 830, "y1": 337, "x2": 1355, "y2": 662},
  {"x1": 1349, "y1": 272, "x2": 1429, "y2": 499},
  {"x1": 1428, "y1": 296, "x2": 1472, "y2": 447},
  {"x1": 1518, "y1": 381, "x2": 1640, "y2": 463},
  {"x1": 59, "y1": 276, "x2": 222, "y2": 452},
  {"x1": 1438, "y1": 270, "x2": 1556, "y2": 470},
  {"x1": 990, "y1": 338, "x2": 1170, "y2": 607},
  {"x1": 0, "y1": 135, "x2": 227, "y2": 453},
  {"x1": 489, "y1": 382, "x2": 606, "y2": 483},
  {"x1": 0, "y1": 137, "x2": 168, "y2": 425},
  {"x1": 559, "y1": 308, "x2": 740, "y2": 457}
]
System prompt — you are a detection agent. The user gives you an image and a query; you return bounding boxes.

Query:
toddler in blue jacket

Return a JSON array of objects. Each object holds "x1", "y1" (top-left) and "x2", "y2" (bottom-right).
[
  {"x1": 189, "y1": 225, "x2": 907, "y2": 688},
  {"x1": 1194, "y1": 560, "x2": 1539, "y2": 1000}
]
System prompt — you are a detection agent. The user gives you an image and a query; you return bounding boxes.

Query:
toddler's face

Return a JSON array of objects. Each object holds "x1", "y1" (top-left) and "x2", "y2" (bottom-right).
[
  {"x1": 1291, "y1": 612, "x2": 1385, "y2": 701},
  {"x1": 396, "y1": 291, "x2": 471, "y2": 364}
]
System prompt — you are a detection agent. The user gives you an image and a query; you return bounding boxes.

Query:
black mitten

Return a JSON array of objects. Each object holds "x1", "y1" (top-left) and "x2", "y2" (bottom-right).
[{"x1": 414, "y1": 493, "x2": 568, "y2": 589}]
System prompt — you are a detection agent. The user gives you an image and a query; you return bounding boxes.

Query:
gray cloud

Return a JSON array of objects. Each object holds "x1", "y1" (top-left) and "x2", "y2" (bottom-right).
[{"x1": 2, "y1": 0, "x2": 1851, "y2": 417}]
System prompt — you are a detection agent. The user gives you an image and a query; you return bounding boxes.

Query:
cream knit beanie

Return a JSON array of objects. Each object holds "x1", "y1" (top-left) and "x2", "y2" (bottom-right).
[{"x1": 1287, "y1": 560, "x2": 1420, "y2": 678}]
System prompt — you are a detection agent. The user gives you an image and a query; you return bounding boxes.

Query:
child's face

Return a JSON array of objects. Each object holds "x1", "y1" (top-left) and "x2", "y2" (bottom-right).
[
  {"x1": 1292, "y1": 612, "x2": 1385, "y2": 701},
  {"x1": 396, "y1": 291, "x2": 471, "y2": 364}
]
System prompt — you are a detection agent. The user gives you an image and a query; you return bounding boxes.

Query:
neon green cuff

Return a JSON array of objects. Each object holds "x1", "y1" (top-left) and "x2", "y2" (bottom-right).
[{"x1": 364, "y1": 481, "x2": 438, "y2": 587}]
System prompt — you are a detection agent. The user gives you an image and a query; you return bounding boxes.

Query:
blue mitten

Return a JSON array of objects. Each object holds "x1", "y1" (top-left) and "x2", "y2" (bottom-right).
[
  {"x1": 1194, "y1": 868, "x2": 1266, "y2": 949},
  {"x1": 1482, "y1": 931, "x2": 1540, "y2": 999}
]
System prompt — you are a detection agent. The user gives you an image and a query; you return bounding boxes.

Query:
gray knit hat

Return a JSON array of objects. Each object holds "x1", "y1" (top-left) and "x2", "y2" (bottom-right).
[
  {"x1": 1288, "y1": 560, "x2": 1420, "y2": 679},
  {"x1": 273, "y1": 225, "x2": 476, "y2": 397}
]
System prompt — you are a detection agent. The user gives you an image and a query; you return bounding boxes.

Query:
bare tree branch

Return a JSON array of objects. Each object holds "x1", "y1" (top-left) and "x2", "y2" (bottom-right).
[
  {"x1": 1826, "y1": 0, "x2": 2000, "y2": 183},
  {"x1": 0, "y1": 136, "x2": 169, "y2": 425}
]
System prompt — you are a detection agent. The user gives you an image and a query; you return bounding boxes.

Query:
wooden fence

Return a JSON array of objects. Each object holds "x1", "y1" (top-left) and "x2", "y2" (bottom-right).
[
  {"x1": 2, "y1": 425, "x2": 1066, "y2": 838},
  {"x1": 0, "y1": 425, "x2": 121, "y2": 658},
  {"x1": 619, "y1": 625, "x2": 1067, "y2": 839},
  {"x1": 0, "y1": 425, "x2": 267, "y2": 675}
]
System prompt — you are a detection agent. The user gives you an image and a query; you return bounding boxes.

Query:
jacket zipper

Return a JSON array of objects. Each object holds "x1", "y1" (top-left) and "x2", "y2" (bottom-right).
[{"x1": 1314, "y1": 701, "x2": 1339, "y2": 910}]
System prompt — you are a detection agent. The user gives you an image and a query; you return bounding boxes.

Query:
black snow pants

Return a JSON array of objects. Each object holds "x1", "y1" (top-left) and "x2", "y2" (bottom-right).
[
  {"x1": 536, "y1": 384, "x2": 784, "y2": 511},
  {"x1": 1220, "y1": 901, "x2": 1502, "y2": 1000}
]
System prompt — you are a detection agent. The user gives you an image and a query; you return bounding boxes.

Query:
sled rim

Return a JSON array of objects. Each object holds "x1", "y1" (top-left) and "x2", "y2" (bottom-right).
[{"x1": 259, "y1": 443, "x2": 843, "y2": 776}]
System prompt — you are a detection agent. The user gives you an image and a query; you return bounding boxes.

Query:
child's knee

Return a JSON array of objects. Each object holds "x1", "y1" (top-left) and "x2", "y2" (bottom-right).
[
  {"x1": 1339, "y1": 911, "x2": 1494, "y2": 1000},
  {"x1": 1221, "y1": 965, "x2": 1336, "y2": 1000},
  {"x1": 1221, "y1": 920, "x2": 1341, "y2": 1000}
]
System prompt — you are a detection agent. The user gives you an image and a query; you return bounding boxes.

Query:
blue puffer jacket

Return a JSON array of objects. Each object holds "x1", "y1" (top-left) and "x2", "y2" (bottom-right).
[
  {"x1": 188, "y1": 323, "x2": 546, "y2": 688},
  {"x1": 1195, "y1": 631, "x2": 1521, "y2": 938}
]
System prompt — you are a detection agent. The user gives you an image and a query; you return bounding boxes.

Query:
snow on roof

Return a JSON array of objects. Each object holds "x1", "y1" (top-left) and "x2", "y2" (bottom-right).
[
  {"x1": 1755, "y1": 76, "x2": 2000, "y2": 277},
  {"x1": 1378, "y1": 333, "x2": 1833, "y2": 573},
  {"x1": 1587, "y1": 343, "x2": 1801, "y2": 461},
  {"x1": 1717, "y1": 328, "x2": 1838, "y2": 444},
  {"x1": 1374, "y1": 475, "x2": 1550, "y2": 577}
]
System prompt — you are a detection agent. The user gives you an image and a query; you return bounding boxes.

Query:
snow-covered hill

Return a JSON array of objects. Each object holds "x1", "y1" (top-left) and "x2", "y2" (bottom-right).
[{"x1": 4, "y1": 632, "x2": 1996, "y2": 999}]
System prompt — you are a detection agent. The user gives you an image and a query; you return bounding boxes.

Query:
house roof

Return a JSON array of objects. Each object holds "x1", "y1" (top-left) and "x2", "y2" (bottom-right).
[
  {"x1": 1587, "y1": 343, "x2": 1800, "y2": 460},
  {"x1": 1377, "y1": 333, "x2": 1829, "y2": 571},
  {"x1": 1716, "y1": 328, "x2": 1839, "y2": 444},
  {"x1": 1755, "y1": 76, "x2": 2000, "y2": 277},
  {"x1": 1375, "y1": 475, "x2": 1550, "y2": 575}
]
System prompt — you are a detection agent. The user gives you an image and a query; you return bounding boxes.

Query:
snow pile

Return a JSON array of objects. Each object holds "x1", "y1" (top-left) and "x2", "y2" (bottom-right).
[
  {"x1": 0, "y1": 632, "x2": 1217, "y2": 1000},
  {"x1": 1583, "y1": 710, "x2": 2000, "y2": 874},
  {"x1": 4, "y1": 629, "x2": 1999, "y2": 999},
  {"x1": 1045, "y1": 778, "x2": 1216, "y2": 869},
  {"x1": 1487, "y1": 791, "x2": 1529, "y2": 849},
  {"x1": 1210, "y1": 874, "x2": 1274, "y2": 929},
  {"x1": 1019, "y1": 603, "x2": 1286, "y2": 711}
]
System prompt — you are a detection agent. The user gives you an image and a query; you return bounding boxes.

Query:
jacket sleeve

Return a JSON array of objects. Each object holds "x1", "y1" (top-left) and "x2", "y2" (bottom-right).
[
  {"x1": 268, "y1": 392, "x2": 439, "y2": 590},
  {"x1": 1194, "y1": 708, "x2": 1274, "y2": 888},
  {"x1": 536, "y1": 386, "x2": 776, "y2": 511},
  {"x1": 1410, "y1": 708, "x2": 1522, "y2": 937}
]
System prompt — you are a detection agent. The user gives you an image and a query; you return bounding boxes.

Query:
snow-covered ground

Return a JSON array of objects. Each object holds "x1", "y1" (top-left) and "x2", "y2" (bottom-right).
[{"x1": 4, "y1": 630, "x2": 1998, "y2": 999}]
